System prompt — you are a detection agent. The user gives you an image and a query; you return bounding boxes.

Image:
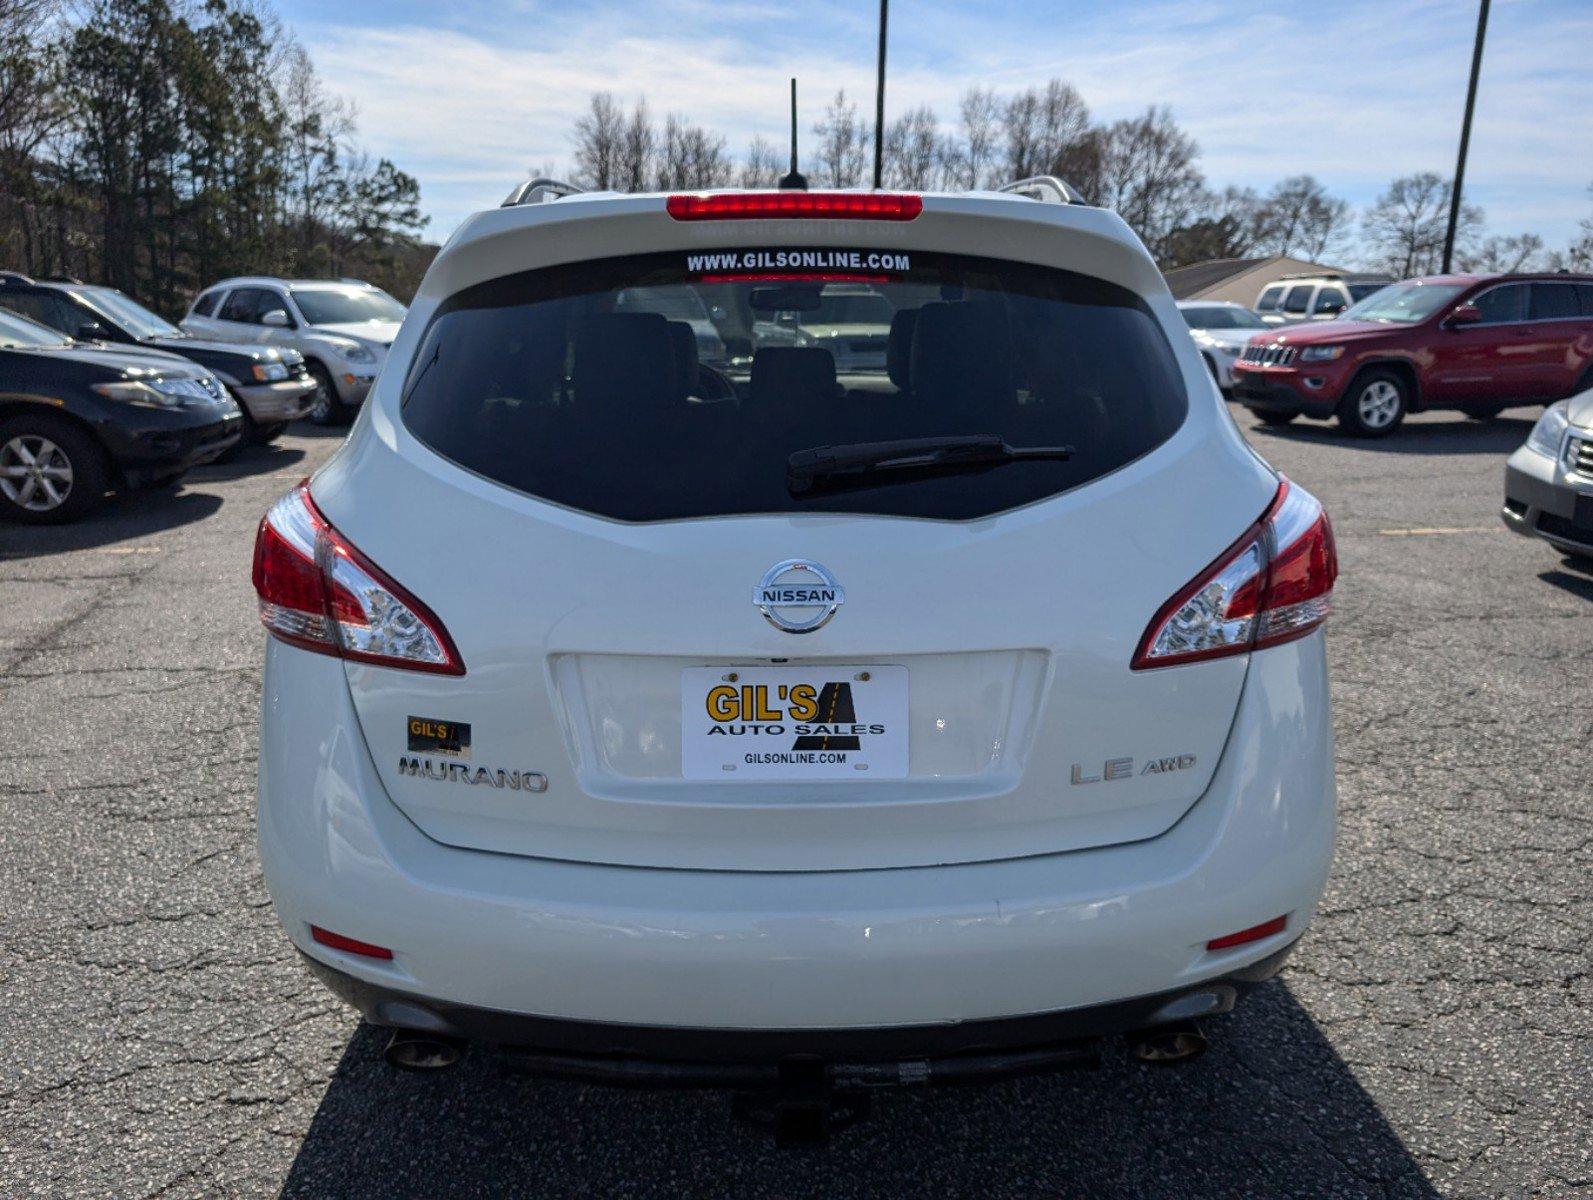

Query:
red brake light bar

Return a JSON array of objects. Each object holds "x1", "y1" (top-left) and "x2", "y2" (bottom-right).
[{"x1": 666, "y1": 192, "x2": 922, "y2": 221}]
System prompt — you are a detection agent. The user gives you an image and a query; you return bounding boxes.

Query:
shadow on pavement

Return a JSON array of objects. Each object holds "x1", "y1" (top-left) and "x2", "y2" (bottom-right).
[
  {"x1": 280, "y1": 981, "x2": 1438, "y2": 1199},
  {"x1": 1237, "y1": 408, "x2": 1536, "y2": 457},
  {"x1": 189, "y1": 441, "x2": 308, "y2": 482},
  {"x1": 1538, "y1": 561, "x2": 1593, "y2": 602},
  {"x1": 0, "y1": 488, "x2": 222, "y2": 560}
]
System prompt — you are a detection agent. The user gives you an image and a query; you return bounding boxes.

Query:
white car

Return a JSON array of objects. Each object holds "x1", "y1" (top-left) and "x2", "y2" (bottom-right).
[
  {"x1": 182, "y1": 277, "x2": 405, "y2": 425},
  {"x1": 251, "y1": 182, "x2": 1338, "y2": 1117},
  {"x1": 1177, "y1": 301, "x2": 1270, "y2": 391}
]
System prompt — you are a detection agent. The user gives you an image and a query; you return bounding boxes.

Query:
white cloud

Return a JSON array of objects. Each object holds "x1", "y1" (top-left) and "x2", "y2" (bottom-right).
[{"x1": 296, "y1": 0, "x2": 1592, "y2": 245}]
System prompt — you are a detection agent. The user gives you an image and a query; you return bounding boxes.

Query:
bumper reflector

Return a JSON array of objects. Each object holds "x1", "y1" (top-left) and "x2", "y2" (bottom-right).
[
  {"x1": 311, "y1": 925, "x2": 394, "y2": 960},
  {"x1": 1206, "y1": 915, "x2": 1287, "y2": 951}
]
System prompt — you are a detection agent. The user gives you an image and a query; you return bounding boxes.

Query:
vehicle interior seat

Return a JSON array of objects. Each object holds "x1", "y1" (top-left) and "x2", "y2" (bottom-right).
[
  {"x1": 572, "y1": 312, "x2": 678, "y2": 419},
  {"x1": 909, "y1": 301, "x2": 1017, "y2": 435},
  {"x1": 886, "y1": 308, "x2": 919, "y2": 392},
  {"x1": 666, "y1": 321, "x2": 699, "y2": 401}
]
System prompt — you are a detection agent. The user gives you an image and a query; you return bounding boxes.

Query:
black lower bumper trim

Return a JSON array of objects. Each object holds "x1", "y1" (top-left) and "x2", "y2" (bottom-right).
[{"x1": 301, "y1": 940, "x2": 1297, "y2": 1083}]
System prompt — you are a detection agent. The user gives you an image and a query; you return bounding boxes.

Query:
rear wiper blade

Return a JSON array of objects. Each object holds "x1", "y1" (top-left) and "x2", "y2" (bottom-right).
[{"x1": 787, "y1": 434, "x2": 1073, "y2": 495}]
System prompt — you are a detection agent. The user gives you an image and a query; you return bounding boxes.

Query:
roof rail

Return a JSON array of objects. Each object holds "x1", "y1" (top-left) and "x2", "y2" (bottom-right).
[
  {"x1": 502, "y1": 178, "x2": 585, "y2": 207},
  {"x1": 997, "y1": 175, "x2": 1081, "y2": 205},
  {"x1": 0, "y1": 270, "x2": 35, "y2": 285},
  {"x1": 1277, "y1": 272, "x2": 1342, "y2": 281}
]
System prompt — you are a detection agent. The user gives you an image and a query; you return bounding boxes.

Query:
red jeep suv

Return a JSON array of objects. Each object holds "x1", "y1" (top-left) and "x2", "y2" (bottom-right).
[{"x1": 1231, "y1": 274, "x2": 1593, "y2": 437}]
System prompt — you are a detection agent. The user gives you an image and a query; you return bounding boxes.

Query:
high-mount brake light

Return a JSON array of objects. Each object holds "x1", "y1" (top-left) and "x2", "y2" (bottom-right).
[
  {"x1": 1132, "y1": 477, "x2": 1337, "y2": 670},
  {"x1": 252, "y1": 482, "x2": 464, "y2": 675},
  {"x1": 665, "y1": 192, "x2": 923, "y2": 221}
]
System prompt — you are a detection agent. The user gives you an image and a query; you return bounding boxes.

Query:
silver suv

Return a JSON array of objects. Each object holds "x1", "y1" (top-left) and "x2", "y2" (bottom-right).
[{"x1": 182, "y1": 278, "x2": 406, "y2": 424}]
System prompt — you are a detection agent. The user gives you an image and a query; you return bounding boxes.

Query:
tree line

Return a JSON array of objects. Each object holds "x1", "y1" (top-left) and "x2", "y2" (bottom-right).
[
  {"x1": 0, "y1": 0, "x2": 433, "y2": 315},
  {"x1": 570, "y1": 84, "x2": 1593, "y2": 277}
]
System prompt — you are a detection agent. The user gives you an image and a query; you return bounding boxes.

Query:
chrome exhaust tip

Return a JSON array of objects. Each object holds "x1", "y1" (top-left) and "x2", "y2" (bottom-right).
[
  {"x1": 1127, "y1": 1021, "x2": 1209, "y2": 1066},
  {"x1": 384, "y1": 1029, "x2": 467, "y2": 1071}
]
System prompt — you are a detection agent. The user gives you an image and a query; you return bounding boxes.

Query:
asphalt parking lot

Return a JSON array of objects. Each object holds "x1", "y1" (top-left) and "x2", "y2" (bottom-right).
[{"x1": 0, "y1": 406, "x2": 1588, "y2": 1199}]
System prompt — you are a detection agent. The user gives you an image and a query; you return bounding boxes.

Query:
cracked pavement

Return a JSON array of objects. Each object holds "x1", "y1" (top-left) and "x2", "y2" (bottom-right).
[{"x1": 0, "y1": 408, "x2": 1588, "y2": 1198}]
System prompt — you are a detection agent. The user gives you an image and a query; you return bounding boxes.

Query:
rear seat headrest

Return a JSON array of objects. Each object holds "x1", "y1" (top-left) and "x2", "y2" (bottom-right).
[
  {"x1": 666, "y1": 321, "x2": 699, "y2": 400},
  {"x1": 909, "y1": 301, "x2": 1015, "y2": 414},
  {"x1": 886, "y1": 308, "x2": 918, "y2": 390},
  {"x1": 750, "y1": 347, "x2": 840, "y2": 411},
  {"x1": 572, "y1": 312, "x2": 677, "y2": 415}
]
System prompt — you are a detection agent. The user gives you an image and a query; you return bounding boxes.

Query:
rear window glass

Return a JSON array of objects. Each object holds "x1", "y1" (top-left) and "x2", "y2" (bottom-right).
[{"x1": 401, "y1": 249, "x2": 1188, "y2": 522}]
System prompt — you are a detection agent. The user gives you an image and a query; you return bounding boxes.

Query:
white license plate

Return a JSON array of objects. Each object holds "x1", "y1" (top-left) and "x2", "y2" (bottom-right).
[{"x1": 681, "y1": 665, "x2": 908, "y2": 780}]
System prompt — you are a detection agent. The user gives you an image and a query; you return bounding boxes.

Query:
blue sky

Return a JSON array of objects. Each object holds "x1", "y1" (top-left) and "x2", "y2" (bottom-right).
[{"x1": 277, "y1": 0, "x2": 1591, "y2": 253}]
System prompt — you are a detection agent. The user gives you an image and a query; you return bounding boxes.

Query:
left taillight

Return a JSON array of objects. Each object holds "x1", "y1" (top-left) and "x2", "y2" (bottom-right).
[
  {"x1": 252, "y1": 482, "x2": 464, "y2": 675},
  {"x1": 1132, "y1": 477, "x2": 1337, "y2": 670}
]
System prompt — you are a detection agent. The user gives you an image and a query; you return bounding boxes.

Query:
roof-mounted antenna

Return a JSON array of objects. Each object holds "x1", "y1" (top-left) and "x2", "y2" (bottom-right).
[{"x1": 778, "y1": 78, "x2": 807, "y2": 191}]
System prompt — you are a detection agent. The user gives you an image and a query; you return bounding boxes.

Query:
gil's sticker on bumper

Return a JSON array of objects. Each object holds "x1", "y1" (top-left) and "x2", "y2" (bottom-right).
[
  {"x1": 681, "y1": 665, "x2": 908, "y2": 780},
  {"x1": 408, "y1": 716, "x2": 470, "y2": 759}
]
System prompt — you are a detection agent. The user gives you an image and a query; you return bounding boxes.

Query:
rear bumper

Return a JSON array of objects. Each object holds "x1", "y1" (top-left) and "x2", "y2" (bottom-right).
[
  {"x1": 258, "y1": 633, "x2": 1335, "y2": 1034},
  {"x1": 304, "y1": 939, "x2": 1297, "y2": 1073},
  {"x1": 1503, "y1": 444, "x2": 1593, "y2": 554}
]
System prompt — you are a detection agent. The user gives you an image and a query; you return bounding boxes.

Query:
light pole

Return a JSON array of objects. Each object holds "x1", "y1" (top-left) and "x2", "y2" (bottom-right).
[
  {"x1": 872, "y1": 0, "x2": 889, "y2": 189},
  {"x1": 1442, "y1": 0, "x2": 1490, "y2": 273}
]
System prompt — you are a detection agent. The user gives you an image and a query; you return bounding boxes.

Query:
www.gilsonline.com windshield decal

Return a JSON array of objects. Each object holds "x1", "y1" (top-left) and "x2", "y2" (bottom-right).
[{"x1": 685, "y1": 249, "x2": 912, "y2": 274}]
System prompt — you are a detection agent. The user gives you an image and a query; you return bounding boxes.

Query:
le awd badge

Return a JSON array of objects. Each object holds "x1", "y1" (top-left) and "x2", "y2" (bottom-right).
[{"x1": 408, "y1": 716, "x2": 470, "y2": 759}]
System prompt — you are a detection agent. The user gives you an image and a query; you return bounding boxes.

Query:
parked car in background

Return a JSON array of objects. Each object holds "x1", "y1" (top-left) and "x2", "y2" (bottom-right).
[
  {"x1": 1233, "y1": 274, "x2": 1593, "y2": 436},
  {"x1": 252, "y1": 182, "x2": 1339, "y2": 1101},
  {"x1": 0, "y1": 273, "x2": 314, "y2": 447},
  {"x1": 1177, "y1": 300, "x2": 1269, "y2": 391},
  {"x1": 182, "y1": 277, "x2": 405, "y2": 425},
  {"x1": 1502, "y1": 388, "x2": 1593, "y2": 561},
  {"x1": 1255, "y1": 274, "x2": 1392, "y2": 327},
  {"x1": 797, "y1": 283, "x2": 895, "y2": 373},
  {"x1": 0, "y1": 306, "x2": 239, "y2": 522}
]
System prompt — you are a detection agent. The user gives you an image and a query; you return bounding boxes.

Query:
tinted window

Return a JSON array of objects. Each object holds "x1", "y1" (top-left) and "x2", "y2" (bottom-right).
[
  {"x1": 1529, "y1": 282, "x2": 1579, "y2": 321},
  {"x1": 1282, "y1": 285, "x2": 1314, "y2": 314},
  {"x1": 219, "y1": 288, "x2": 267, "y2": 323},
  {"x1": 1256, "y1": 286, "x2": 1284, "y2": 311},
  {"x1": 1313, "y1": 289, "x2": 1348, "y2": 315},
  {"x1": 0, "y1": 290, "x2": 76, "y2": 333},
  {"x1": 1471, "y1": 283, "x2": 1528, "y2": 324},
  {"x1": 1347, "y1": 282, "x2": 1388, "y2": 302},
  {"x1": 402, "y1": 250, "x2": 1188, "y2": 522},
  {"x1": 192, "y1": 290, "x2": 222, "y2": 317}
]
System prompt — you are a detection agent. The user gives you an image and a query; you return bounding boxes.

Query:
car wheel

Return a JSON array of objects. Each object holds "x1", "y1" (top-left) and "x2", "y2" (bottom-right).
[
  {"x1": 0, "y1": 414, "x2": 110, "y2": 524},
  {"x1": 1338, "y1": 370, "x2": 1408, "y2": 437},
  {"x1": 1249, "y1": 409, "x2": 1296, "y2": 427},
  {"x1": 306, "y1": 364, "x2": 344, "y2": 426}
]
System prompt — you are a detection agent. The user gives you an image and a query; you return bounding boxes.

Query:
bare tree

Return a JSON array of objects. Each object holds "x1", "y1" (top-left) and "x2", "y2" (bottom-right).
[
  {"x1": 657, "y1": 114, "x2": 731, "y2": 189},
  {"x1": 1362, "y1": 172, "x2": 1483, "y2": 276},
  {"x1": 883, "y1": 105, "x2": 940, "y2": 189},
  {"x1": 813, "y1": 89, "x2": 868, "y2": 187},
  {"x1": 957, "y1": 87, "x2": 1000, "y2": 188},
  {"x1": 617, "y1": 98, "x2": 654, "y2": 192},
  {"x1": 1462, "y1": 232, "x2": 1545, "y2": 273},
  {"x1": 1094, "y1": 106, "x2": 1209, "y2": 262},
  {"x1": 739, "y1": 135, "x2": 780, "y2": 188},
  {"x1": 572, "y1": 92, "x2": 623, "y2": 190},
  {"x1": 1254, "y1": 175, "x2": 1350, "y2": 260}
]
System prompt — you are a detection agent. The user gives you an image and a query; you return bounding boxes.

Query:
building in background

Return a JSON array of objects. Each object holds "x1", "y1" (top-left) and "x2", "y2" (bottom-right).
[{"x1": 1163, "y1": 255, "x2": 1350, "y2": 305}]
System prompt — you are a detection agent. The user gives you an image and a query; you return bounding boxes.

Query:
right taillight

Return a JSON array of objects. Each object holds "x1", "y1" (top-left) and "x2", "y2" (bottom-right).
[
  {"x1": 1133, "y1": 477, "x2": 1336, "y2": 670},
  {"x1": 252, "y1": 482, "x2": 464, "y2": 675}
]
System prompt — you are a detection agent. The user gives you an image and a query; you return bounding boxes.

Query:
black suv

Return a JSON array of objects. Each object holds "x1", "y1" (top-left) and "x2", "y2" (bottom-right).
[
  {"x1": 0, "y1": 274, "x2": 314, "y2": 445},
  {"x1": 0, "y1": 306, "x2": 241, "y2": 522}
]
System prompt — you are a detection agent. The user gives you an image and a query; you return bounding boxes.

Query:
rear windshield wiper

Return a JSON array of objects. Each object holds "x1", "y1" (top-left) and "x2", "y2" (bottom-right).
[{"x1": 787, "y1": 435, "x2": 1073, "y2": 495}]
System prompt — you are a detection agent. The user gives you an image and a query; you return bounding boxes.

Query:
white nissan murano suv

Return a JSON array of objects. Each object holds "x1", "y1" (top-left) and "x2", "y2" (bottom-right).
[{"x1": 252, "y1": 178, "x2": 1338, "y2": 1126}]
